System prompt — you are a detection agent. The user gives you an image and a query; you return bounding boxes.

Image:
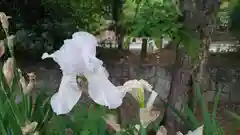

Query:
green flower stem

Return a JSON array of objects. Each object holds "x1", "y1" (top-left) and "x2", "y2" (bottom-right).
[{"x1": 140, "y1": 126, "x2": 147, "y2": 135}]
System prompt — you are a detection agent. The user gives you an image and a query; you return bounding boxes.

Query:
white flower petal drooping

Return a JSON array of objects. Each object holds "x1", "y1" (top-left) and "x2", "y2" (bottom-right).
[
  {"x1": 42, "y1": 37, "x2": 85, "y2": 115},
  {"x1": 42, "y1": 31, "x2": 123, "y2": 115},
  {"x1": 85, "y1": 65, "x2": 123, "y2": 109},
  {"x1": 50, "y1": 75, "x2": 82, "y2": 115}
]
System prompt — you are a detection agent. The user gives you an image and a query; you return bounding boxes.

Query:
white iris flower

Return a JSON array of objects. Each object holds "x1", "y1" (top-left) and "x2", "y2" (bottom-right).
[
  {"x1": 118, "y1": 79, "x2": 157, "y2": 108},
  {"x1": 41, "y1": 31, "x2": 123, "y2": 115}
]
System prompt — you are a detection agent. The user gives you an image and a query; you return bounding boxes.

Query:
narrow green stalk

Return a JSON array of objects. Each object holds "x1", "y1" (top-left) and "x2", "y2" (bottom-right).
[{"x1": 139, "y1": 126, "x2": 147, "y2": 135}]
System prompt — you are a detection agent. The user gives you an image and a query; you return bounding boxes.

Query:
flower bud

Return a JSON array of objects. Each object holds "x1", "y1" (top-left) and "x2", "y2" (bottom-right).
[
  {"x1": 24, "y1": 72, "x2": 36, "y2": 94},
  {"x1": 19, "y1": 76, "x2": 26, "y2": 89},
  {"x1": 19, "y1": 72, "x2": 36, "y2": 95},
  {"x1": 0, "y1": 40, "x2": 5, "y2": 58},
  {"x1": 0, "y1": 12, "x2": 11, "y2": 33},
  {"x1": 7, "y1": 35, "x2": 15, "y2": 50},
  {"x1": 2, "y1": 57, "x2": 14, "y2": 87},
  {"x1": 156, "y1": 126, "x2": 167, "y2": 135},
  {"x1": 21, "y1": 121, "x2": 38, "y2": 135}
]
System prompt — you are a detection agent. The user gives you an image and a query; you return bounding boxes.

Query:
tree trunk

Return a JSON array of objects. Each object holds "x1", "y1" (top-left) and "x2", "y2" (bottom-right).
[
  {"x1": 164, "y1": 43, "x2": 192, "y2": 135},
  {"x1": 112, "y1": 0, "x2": 124, "y2": 49},
  {"x1": 180, "y1": 0, "x2": 218, "y2": 114},
  {"x1": 198, "y1": 29, "x2": 211, "y2": 93},
  {"x1": 118, "y1": 31, "x2": 124, "y2": 50},
  {"x1": 141, "y1": 38, "x2": 147, "y2": 59},
  {"x1": 163, "y1": 0, "x2": 218, "y2": 133},
  {"x1": 195, "y1": 26, "x2": 214, "y2": 119}
]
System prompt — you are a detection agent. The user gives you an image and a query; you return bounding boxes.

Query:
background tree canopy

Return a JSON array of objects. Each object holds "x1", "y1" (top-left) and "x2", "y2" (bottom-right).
[
  {"x1": 122, "y1": 0, "x2": 182, "y2": 38},
  {"x1": 1, "y1": 0, "x2": 240, "y2": 58},
  {"x1": 229, "y1": 0, "x2": 240, "y2": 40},
  {"x1": 0, "y1": 0, "x2": 112, "y2": 58}
]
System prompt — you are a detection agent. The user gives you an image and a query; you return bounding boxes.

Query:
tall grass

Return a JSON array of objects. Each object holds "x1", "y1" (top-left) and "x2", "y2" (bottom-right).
[{"x1": 167, "y1": 83, "x2": 225, "y2": 135}]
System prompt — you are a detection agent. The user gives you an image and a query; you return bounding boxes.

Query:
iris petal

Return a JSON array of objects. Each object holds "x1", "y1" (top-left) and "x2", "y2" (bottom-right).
[{"x1": 51, "y1": 75, "x2": 82, "y2": 115}]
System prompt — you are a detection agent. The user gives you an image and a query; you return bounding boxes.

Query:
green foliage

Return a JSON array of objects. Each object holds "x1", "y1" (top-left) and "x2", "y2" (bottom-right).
[
  {"x1": 122, "y1": 0, "x2": 182, "y2": 38},
  {"x1": 42, "y1": 0, "x2": 112, "y2": 33},
  {"x1": 168, "y1": 83, "x2": 225, "y2": 135},
  {"x1": 217, "y1": 0, "x2": 231, "y2": 27},
  {"x1": 178, "y1": 29, "x2": 201, "y2": 61},
  {"x1": 1, "y1": 0, "x2": 112, "y2": 55},
  {"x1": 122, "y1": 0, "x2": 201, "y2": 60},
  {"x1": 43, "y1": 104, "x2": 108, "y2": 135},
  {"x1": 0, "y1": 64, "x2": 51, "y2": 135},
  {"x1": 0, "y1": 18, "x2": 53, "y2": 134},
  {"x1": 229, "y1": 0, "x2": 240, "y2": 40},
  {"x1": 69, "y1": 104, "x2": 108, "y2": 135}
]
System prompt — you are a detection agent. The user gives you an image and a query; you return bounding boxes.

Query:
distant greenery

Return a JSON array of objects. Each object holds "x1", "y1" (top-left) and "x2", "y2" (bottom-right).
[
  {"x1": 122, "y1": 0, "x2": 182, "y2": 38},
  {"x1": 229, "y1": 0, "x2": 240, "y2": 40},
  {"x1": 1, "y1": 0, "x2": 239, "y2": 57},
  {"x1": 0, "y1": 0, "x2": 112, "y2": 57}
]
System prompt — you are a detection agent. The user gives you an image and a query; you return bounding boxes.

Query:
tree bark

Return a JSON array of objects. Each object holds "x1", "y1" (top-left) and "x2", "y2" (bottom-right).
[
  {"x1": 164, "y1": 43, "x2": 192, "y2": 135},
  {"x1": 198, "y1": 29, "x2": 211, "y2": 93},
  {"x1": 164, "y1": 0, "x2": 218, "y2": 134},
  {"x1": 112, "y1": 0, "x2": 124, "y2": 49},
  {"x1": 141, "y1": 38, "x2": 147, "y2": 59},
  {"x1": 181, "y1": 0, "x2": 218, "y2": 111}
]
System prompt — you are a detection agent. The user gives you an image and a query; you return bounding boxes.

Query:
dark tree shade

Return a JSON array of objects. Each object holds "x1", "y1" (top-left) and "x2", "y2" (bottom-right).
[{"x1": 230, "y1": 1, "x2": 240, "y2": 40}]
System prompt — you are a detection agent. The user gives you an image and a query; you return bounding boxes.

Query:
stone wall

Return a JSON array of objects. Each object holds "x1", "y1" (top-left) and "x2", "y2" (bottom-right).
[
  {"x1": 205, "y1": 67, "x2": 240, "y2": 103},
  {"x1": 20, "y1": 60, "x2": 171, "y2": 100},
  {"x1": 18, "y1": 52, "x2": 240, "y2": 105}
]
